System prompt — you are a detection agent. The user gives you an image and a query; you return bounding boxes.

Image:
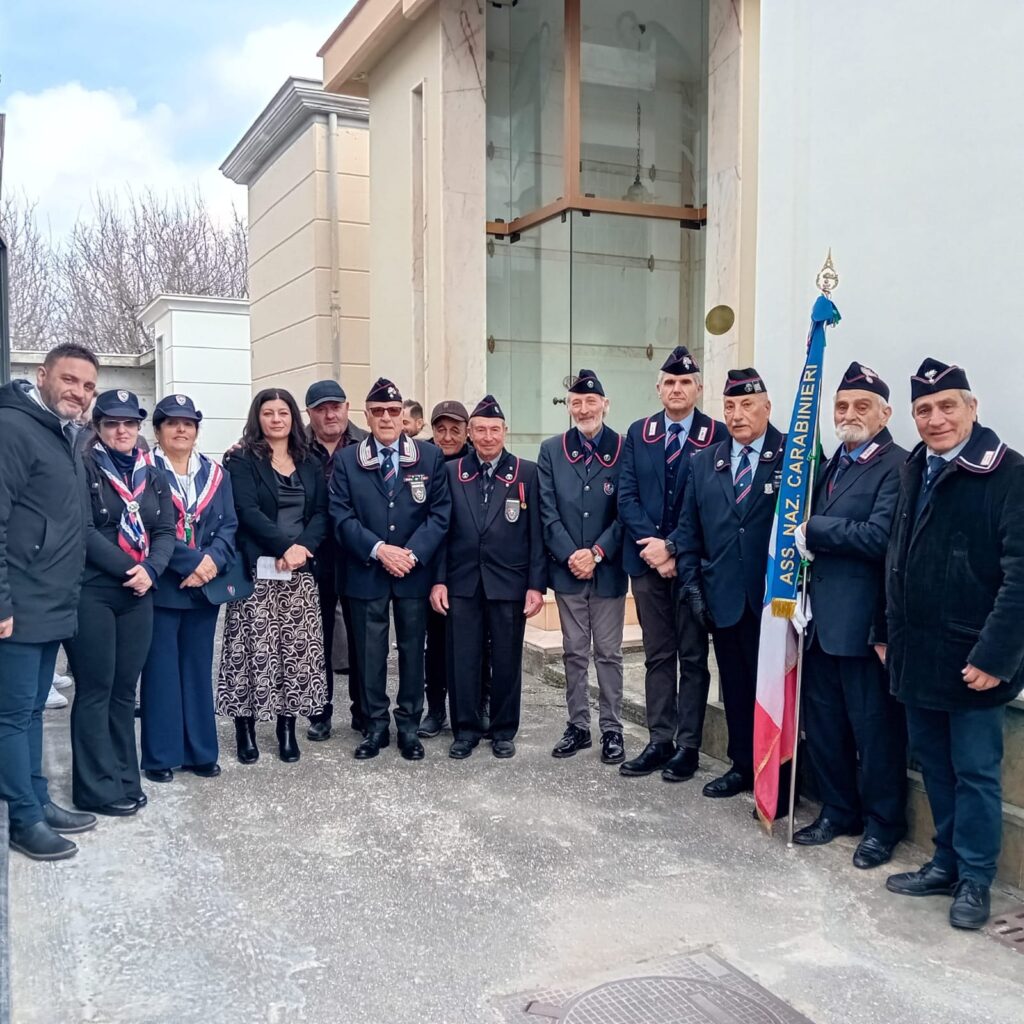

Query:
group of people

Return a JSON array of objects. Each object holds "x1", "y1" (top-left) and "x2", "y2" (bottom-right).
[{"x1": 0, "y1": 341, "x2": 1020, "y2": 934}]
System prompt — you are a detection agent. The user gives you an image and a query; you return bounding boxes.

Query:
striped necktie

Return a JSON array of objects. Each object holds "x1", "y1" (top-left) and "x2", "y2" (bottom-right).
[
  {"x1": 734, "y1": 445, "x2": 754, "y2": 504},
  {"x1": 380, "y1": 446, "x2": 396, "y2": 496},
  {"x1": 582, "y1": 437, "x2": 595, "y2": 470}
]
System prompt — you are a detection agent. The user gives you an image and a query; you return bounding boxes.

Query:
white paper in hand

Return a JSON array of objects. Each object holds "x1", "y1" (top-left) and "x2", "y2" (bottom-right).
[{"x1": 256, "y1": 556, "x2": 292, "y2": 581}]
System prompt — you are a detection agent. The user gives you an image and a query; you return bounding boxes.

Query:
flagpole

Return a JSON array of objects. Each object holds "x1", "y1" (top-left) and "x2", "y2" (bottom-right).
[{"x1": 787, "y1": 250, "x2": 839, "y2": 847}]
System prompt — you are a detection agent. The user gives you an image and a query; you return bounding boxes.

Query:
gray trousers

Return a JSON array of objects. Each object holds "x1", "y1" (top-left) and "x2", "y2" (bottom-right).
[{"x1": 554, "y1": 586, "x2": 625, "y2": 734}]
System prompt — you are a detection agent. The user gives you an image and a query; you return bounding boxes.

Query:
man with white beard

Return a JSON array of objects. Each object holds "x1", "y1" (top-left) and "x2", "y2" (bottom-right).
[{"x1": 793, "y1": 363, "x2": 908, "y2": 868}]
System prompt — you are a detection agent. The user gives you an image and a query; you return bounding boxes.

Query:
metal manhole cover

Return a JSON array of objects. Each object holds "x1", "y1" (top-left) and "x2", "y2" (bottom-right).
[
  {"x1": 556, "y1": 975, "x2": 788, "y2": 1023},
  {"x1": 990, "y1": 904, "x2": 1024, "y2": 953}
]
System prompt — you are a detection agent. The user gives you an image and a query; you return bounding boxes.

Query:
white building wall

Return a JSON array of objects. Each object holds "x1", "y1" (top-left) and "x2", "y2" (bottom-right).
[{"x1": 753, "y1": 0, "x2": 1024, "y2": 449}]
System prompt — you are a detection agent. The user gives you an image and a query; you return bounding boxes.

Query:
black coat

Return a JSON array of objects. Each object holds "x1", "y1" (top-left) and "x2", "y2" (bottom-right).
[
  {"x1": 0, "y1": 381, "x2": 88, "y2": 642},
  {"x1": 805, "y1": 428, "x2": 906, "y2": 657},
  {"x1": 330, "y1": 433, "x2": 451, "y2": 599},
  {"x1": 537, "y1": 426, "x2": 627, "y2": 597},
  {"x1": 437, "y1": 449, "x2": 547, "y2": 601},
  {"x1": 878, "y1": 423, "x2": 1024, "y2": 711},
  {"x1": 224, "y1": 448, "x2": 328, "y2": 579},
  {"x1": 677, "y1": 424, "x2": 786, "y2": 629},
  {"x1": 81, "y1": 451, "x2": 176, "y2": 588}
]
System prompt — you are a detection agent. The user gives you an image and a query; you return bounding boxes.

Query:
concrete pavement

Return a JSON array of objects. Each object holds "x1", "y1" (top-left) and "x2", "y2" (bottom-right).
[{"x1": 9, "y1": 677, "x2": 1023, "y2": 1024}]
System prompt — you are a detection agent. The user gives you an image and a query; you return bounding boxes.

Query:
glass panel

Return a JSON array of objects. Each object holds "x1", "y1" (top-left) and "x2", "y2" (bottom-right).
[
  {"x1": 569, "y1": 212, "x2": 707, "y2": 429},
  {"x1": 486, "y1": 218, "x2": 572, "y2": 458},
  {"x1": 579, "y1": 0, "x2": 708, "y2": 208},
  {"x1": 486, "y1": 0, "x2": 566, "y2": 223}
]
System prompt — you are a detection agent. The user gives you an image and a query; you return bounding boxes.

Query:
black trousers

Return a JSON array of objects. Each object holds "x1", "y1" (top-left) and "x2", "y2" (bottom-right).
[
  {"x1": 803, "y1": 638, "x2": 907, "y2": 842},
  {"x1": 66, "y1": 585, "x2": 153, "y2": 807},
  {"x1": 312, "y1": 572, "x2": 365, "y2": 725},
  {"x1": 632, "y1": 571, "x2": 711, "y2": 747},
  {"x1": 710, "y1": 604, "x2": 761, "y2": 776},
  {"x1": 349, "y1": 594, "x2": 427, "y2": 737},
  {"x1": 425, "y1": 608, "x2": 448, "y2": 714},
  {"x1": 447, "y1": 585, "x2": 525, "y2": 742}
]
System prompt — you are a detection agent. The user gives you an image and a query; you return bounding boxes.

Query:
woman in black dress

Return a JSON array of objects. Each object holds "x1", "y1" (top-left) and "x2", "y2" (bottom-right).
[
  {"x1": 67, "y1": 390, "x2": 175, "y2": 815},
  {"x1": 217, "y1": 389, "x2": 329, "y2": 763}
]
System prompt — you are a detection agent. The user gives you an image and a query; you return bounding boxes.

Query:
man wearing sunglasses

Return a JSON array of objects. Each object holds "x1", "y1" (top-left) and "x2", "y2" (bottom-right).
[{"x1": 329, "y1": 378, "x2": 452, "y2": 762}]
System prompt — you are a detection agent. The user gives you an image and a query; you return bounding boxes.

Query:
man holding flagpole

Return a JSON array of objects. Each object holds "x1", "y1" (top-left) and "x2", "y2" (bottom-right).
[
  {"x1": 676, "y1": 369, "x2": 786, "y2": 801},
  {"x1": 792, "y1": 363, "x2": 908, "y2": 868}
]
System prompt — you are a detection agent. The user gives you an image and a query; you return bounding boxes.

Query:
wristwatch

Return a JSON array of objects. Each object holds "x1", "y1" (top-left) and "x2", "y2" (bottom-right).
[
  {"x1": 590, "y1": 547, "x2": 604, "y2": 564},
  {"x1": 664, "y1": 539, "x2": 677, "y2": 557}
]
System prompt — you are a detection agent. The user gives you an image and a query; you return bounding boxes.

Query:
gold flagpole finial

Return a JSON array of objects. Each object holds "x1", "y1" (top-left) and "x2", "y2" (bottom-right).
[{"x1": 816, "y1": 248, "x2": 839, "y2": 296}]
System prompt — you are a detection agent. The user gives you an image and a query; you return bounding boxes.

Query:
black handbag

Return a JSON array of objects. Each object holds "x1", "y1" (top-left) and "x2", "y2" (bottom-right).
[{"x1": 201, "y1": 557, "x2": 255, "y2": 605}]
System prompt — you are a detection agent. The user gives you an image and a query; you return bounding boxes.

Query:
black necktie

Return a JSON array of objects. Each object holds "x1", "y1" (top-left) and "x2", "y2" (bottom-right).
[
  {"x1": 914, "y1": 454, "x2": 947, "y2": 520},
  {"x1": 828, "y1": 451, "x2": 853, "y2": 496},
  {"x1": 734, "y1": 445, "x2": 754, "y2": 504},
  {"x1": 481, "y1": 464, "x2": 494, "y2": 508},
  {"x1": 380, "y1": 447, "x2": 396, "y2": 496}
]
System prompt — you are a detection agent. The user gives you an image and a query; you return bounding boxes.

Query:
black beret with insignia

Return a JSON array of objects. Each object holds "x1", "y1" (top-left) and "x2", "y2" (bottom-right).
[
  {"x1": 470, "y1": 394, "x2": 505, "y2": 420},
  {"x1": 660, "y1": 346, "x2": 700, "y2": 376},
  {"x1": 723, "y1": 368, "x2": 767, "y2": 397},
  {"x1": 567, "y1": 369, "x2": 604, "y2": 396},
  {"x1": 910, "y1": 358, "x2": 970, "y2": 401},
  {"x1": 836, "y1": 361, "x2": 889, "y2": 401},
  {"x1": 367, "y1": 377, "x2": 402, "y2": 403}
]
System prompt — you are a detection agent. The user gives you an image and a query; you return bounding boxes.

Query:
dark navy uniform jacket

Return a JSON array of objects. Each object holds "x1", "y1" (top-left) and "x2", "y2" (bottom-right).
[
  {"x1": 152, "y1": 457, "x2": 239, "y2": 610},
  {"x1": 805, "y1": 428, "x2": 906, "y2": 657},
  {"x1": 537, "y1": 426, "x2": 627, "y2": 598},
  {"x1": 330, "y1": 432, "x2": 451, "y2": 600},
  {"x1": 617, "y1": 407, "x2": 723, "y2": 578},
  {"x1": 676, "y1": 424, "x2": 785, "y2": 629},
  {"x1": 436, "y1": 449, "x2": 547, "y2": 601}
]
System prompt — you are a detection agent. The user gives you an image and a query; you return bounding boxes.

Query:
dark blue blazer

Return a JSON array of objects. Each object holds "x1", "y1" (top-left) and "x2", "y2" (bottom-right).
[
  {"x1": 330, "y1": 432, "x2": 451, "y2": 599},
  {"x1": 805, "y1": 428, "x2": 906, "y2": 657},
  {"x1": 677, "y1": 424, "x2": 785, "y2": 629},
  {"x1": 436, "y1": 449, "x2": 547, "y2": 601},
  {"x1": 617, "y1": 407, "x2": 724, "y2": 577},
  {"x1": 537, "y1": 426, "x2": 627, "y2": 598},
  {"x1": 151, "y1": 458, "x2": 239, "y2": 610}
]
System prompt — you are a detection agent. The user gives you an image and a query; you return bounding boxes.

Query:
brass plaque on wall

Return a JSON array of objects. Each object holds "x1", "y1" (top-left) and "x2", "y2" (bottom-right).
[{"x1": 705, "y1": 305, "x2": 735, "y2": 335}]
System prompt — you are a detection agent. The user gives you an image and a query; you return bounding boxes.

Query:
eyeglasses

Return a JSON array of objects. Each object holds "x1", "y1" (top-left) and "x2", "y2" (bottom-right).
[
  {"x1": 367, "y1": 406, "x2": 404, "y2": 419},
  {"x1": 99, "y1": 419, "x2": 140, "y2": 430}
]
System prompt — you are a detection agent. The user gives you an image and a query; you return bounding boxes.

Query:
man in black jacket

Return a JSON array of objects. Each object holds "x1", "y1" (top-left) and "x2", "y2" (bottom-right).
[
  {"x1": 303, "y1": 380, "x2": 369, "y2": 741},
  {"x1": 792, "y1": 363, "x2": 908, "y2": 869},
  {"x1": 431, "y1": 396, "x2": 546, "y2": 759},
  {"x1": 879, "y1": 359, "x2": 1024, "y2": 930},
  {"x1": 0, "y1": 344, "x2": 99, "y2": 860}
]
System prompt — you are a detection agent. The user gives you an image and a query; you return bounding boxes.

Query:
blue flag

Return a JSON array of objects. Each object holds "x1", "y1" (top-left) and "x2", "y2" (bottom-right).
[{"x1": 766, "y1": 294, "x2": 841, "y2": 617}]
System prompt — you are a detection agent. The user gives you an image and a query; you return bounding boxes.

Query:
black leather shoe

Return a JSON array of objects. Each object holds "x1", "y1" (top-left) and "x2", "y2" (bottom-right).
[
  {"x1": 133, "y1": 793, "x2": 148, "y2": 809},
  {"x1": 399, "y1": 735, "x2": 425, "y2": 761},
  {"x1": 417, "y1": 709, "x2": 447, "y2": 738},
  {"x1": 43, "y1": 802, "x2": 96, "y2": 834},
  {"x1": 188, "y1": 763, "x2": 221, "y2": 778},
  {"x1": 949, "y1": 879, "x2": 991, "y2": 930},
  {"x1": 702, "y1": 768, "x2": 753, "y2": 798},
  {"x1": 601, "y1": 731, "x2": 625, "y2": 764},
  {"x1": 234, "y1": 716, "x2": 259, "y2": 764},
  {"x1": 886, "y1": 861, "x2": 958, "y2": 897},
  {"x1": 276, "y1": 715, "x2": 300, "y2": 763},
  {"x1": 792, "y1": 815, "x2": 863, "y2": 846},
  {"x1": 9, "y1": 821, "x2": 78, "y2": 861},
  {"x1": 307, "y1": 717, "x2": 332, "y2": 742},
  {"x1": 492, "y1": 739, "x2": 516, "y2": 759},
  {"x1": 552, "y1": 724, "x2": 592, "y2": 758},
  {"x1": 145, "y1": 768, "x2": 174, "y2": 783},
  {"x1": 662, "y1": 746, "x2": 700, "y2": 782},
  {"x1": 78, "y1": 799, "x2": 138, "y2": 817},
  {"x1": 449, "y1": 738, "x2": 478, "y2": 759},
  {"x1": 619, "y1": 741, "x2": 676, "y2": 777},
  {"x1": 355, "y1": 731, "x2": 390, "y2": 760},
  {"x1": 853, "y1": 835, "x2": 897, "y2": 869}
]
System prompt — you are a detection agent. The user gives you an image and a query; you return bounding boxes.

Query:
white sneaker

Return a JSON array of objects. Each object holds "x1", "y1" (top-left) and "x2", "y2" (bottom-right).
[
  {"x1": 45, "y1": 685, "x2": 69, "y2": 710},
  {"x1": 52, "y1": 672, "x2": 73, "y2": 690}
]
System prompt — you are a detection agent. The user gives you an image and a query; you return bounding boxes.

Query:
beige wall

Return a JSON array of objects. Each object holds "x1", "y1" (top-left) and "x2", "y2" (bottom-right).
[{"x1": 248, "y1": 119, "x2": 371, "y2": 420}]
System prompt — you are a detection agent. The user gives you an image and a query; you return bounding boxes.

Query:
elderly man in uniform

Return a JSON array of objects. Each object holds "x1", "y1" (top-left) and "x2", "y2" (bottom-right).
[
  {"x1": 677, "y1": 369, "x2": 788, "y2": 802},
  {"x1": 330, "y1": 378, "x2": 451, "y2": 761},
  {"x1": 431, "y1": 396, "x2": 546, "y2": 759},
  {"x1": 617, "y1": 346, "x2": 723, "y2": 781},
  {"x1": 304, "y1": 380, "x2": 369, "y2": 740},
  {"x1": 538, "y1": 370, "x2": 626, "y2": 764},
  {"x1": 419, "y1": 399, "x2": 470, "y2": 738},
  {"x1": 792, "y1": 363, "x2": 908, "y2": 868},
  {"x1": 879, "y1": 359, "x2": 1024, "y2": 930}
]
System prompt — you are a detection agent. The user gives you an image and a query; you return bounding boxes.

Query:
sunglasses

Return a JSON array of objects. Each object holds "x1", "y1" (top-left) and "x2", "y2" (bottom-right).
[
  {"x1": 367, "y1": 406, "x2": 404, "y2": 419},
  {"x1": 99, "y1": 418, "x2": 140, "y2": 430}
]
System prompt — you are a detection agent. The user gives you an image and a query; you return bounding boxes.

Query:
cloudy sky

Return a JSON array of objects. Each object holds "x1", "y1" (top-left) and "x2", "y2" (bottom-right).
[{"x1": 0, "y1": 0, "x2": 357, "y2": 233}]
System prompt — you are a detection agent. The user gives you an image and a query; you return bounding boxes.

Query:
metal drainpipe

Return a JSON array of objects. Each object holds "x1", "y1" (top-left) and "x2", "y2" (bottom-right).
[{"x1": 327, "y1": 111, "x2": 342, "y2": 381}]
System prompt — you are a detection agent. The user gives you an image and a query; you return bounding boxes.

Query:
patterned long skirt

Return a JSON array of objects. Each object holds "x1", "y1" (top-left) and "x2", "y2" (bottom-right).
[{"x1": 216, "y1": 573, "x2": 327, "y2": 721}]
